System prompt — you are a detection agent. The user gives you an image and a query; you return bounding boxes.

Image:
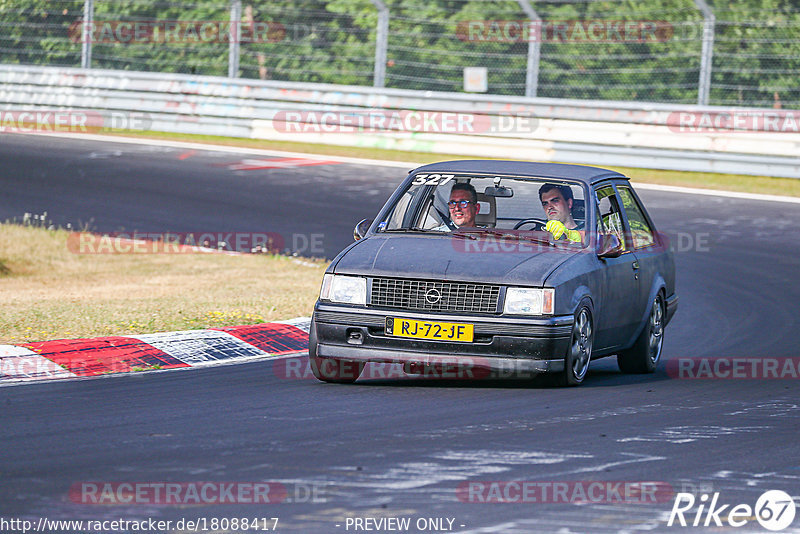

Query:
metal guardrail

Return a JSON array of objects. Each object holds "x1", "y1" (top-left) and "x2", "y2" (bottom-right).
[{"x1": 1, "y1": 65, "x2": 798, "y2": 178}]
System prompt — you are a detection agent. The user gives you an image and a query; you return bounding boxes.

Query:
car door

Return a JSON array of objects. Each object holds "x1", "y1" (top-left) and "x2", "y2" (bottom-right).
[
  {"x1": 615, "y1": 183, "x2": 666, "y2": 325},
  {"x1": 593, "y1": 183, "x2": 641, "y2": 351}
]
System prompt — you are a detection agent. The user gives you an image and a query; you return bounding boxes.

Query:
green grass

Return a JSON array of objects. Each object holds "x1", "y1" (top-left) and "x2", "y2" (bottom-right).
[
  {"x1": 0, "y1": 224, "x2": 326, "y2": 344},
  {"x1": 107, "y1": 130, "x2": 800, "y2": 197}
]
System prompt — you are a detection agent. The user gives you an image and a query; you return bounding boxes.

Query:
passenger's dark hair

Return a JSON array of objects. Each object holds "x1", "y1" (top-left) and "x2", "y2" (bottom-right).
[
  {"x1": 451, "y1": 182, "x2": 478, "y2": 204},
  {"x1": 538, "y1": 183, "x2": 573, "y2": 203}
]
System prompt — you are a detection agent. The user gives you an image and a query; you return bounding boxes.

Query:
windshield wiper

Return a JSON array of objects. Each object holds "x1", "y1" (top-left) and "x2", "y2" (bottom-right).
[
  {"x1": 455, "y1": 228, "x2": 573, "y2": 247},
  {"x1": 411, "y1": 227, "x2": 478, "y2": 239},
  {"x1": 380, "y1": 228, "x2": 449, "y2": 234},
  {"x1": 451, "y1": 228, "x2": 546, "y2": 244},
  {"x1": 449, "y1": 230, "x2": 477, "y2": 240},
  {"x1": 412, "y1": 227, "x2": 451, "y2": 233},
  {"x1": 381, "y1": 227, "x2": 477, "y2": 240}
]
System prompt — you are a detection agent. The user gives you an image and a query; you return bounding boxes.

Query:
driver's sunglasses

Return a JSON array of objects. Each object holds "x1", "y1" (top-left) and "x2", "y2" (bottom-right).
[{"x1": 448, "y1": 200, "x2": 474, "y2": 209}]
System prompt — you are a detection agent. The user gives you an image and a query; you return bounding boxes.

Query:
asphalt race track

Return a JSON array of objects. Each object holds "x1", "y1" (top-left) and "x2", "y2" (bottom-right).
[
  {"x1": 0, "y1": 134, "x2": 402, "y2": 258},
  {"x1": 1, "y1": 134, "x2": 799, "y2": 533}
]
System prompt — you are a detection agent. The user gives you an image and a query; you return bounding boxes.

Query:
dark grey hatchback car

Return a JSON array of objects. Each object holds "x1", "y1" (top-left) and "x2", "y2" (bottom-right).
[{"x1": 309, "y1": 160, "x2": 677, "y2": 386}]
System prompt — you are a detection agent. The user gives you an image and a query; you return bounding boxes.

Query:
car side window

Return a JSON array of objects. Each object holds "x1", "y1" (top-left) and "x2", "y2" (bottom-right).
[
  {"x1": 595, "y1": 185, "x2": 627, "y2": 250},
  {"x1": 384, "y1": 189, "x2": 415, "y2": 229},
  {"x1": 418, "y1": 196, "x2": 442, "y2": 229},
  {"x1": 617, "y1": 186, "x2": 655, "y2": 249}
]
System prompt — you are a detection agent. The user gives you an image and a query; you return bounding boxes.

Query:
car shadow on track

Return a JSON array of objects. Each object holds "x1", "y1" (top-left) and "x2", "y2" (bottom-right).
[{"x1": 351, "y1": 365, "x2": 673, "y2": 389}]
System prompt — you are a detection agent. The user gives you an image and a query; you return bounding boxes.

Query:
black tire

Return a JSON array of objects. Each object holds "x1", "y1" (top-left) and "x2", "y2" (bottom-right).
[
  {"x1": 310, "y1": 357, "x2": 365, "y2": 384},
  {"x1": 558, "y1": 303, "x2": 594, "y2": 387},
  {"x1": 617, "y1": 292, "x2": 665, "y2": 374}
]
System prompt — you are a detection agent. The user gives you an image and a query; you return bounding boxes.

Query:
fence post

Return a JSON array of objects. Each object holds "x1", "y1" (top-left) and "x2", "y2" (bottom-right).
[
  {"x1": 228, "y1": 0, "x2": 242, "y2": 78},
  {"x1": 694, "y1": 0, "x2": 715, "y2": 106},
  {"x1": 370, "y1": 0, "x2": 389, "y2": 88},
  {"x1": 516, "y1": 0, "x2": 541, "y2": 98},
  {"x1": 81, "y1": 0, "x2": 93, "y2": 68}
]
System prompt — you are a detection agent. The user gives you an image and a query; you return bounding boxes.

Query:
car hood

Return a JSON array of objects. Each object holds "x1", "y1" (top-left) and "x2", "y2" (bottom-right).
[{"x1": 333, "y1": 234, "x2": 579, "y2": 286}]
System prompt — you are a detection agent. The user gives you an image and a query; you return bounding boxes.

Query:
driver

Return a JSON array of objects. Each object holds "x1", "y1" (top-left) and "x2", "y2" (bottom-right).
[
  {"x1": 433, "y1": 183, "x2": 480, "y2": 231},
  {"x1": 539, "y1": 184, "x2": 583, "y2": 243}
]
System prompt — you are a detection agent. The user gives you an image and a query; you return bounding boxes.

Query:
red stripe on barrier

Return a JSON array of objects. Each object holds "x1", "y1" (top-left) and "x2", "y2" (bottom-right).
[
  {"x1": 23, "y1": 337, "x2": 190, "y2": 376},
  {"x1": 213, "y1": 323, "x2": 308, "y2": 355}
]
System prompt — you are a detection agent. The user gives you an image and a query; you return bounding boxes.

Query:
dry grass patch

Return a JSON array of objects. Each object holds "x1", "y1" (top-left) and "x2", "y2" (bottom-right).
[{"x1": 0, "y1": 224, "x2": 326, "y2": 344}]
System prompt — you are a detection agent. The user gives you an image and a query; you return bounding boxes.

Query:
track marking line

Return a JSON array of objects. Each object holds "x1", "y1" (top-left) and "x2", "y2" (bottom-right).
[
  {"x1": 227, "y1": 157, "x2": 342, "y2": 171},
  {"x1": 19, "y1": 131, "x2": 800, "y2": 204}
]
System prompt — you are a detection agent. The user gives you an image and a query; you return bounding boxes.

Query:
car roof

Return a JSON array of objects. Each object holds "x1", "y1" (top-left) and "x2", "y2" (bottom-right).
[{"x1": 410, "y1": 160, "x2": 628, "y2": 185}]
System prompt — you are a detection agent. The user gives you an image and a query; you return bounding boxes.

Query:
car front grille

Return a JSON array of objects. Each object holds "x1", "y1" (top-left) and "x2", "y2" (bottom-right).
[{"x1": 370, "y1": 277, "x2": 500, "y2": 313}]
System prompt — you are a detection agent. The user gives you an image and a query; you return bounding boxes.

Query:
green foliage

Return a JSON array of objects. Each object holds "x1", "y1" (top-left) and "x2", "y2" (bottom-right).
[
  {"x1": 92, "y1": 0, "x2": 229, "y2": 75},
  {"x1": 238, "y1": 0, "x2": 376, "y2": 84},
  {"x1": 1, "y1": 0, "x2": 798, "y2": 107},
  {"x1": 0, "y1": 0, "x2": 83, "y2": 66},
  {"x1": 707, "y1": 0, "x2": 800, "y2": 106}
]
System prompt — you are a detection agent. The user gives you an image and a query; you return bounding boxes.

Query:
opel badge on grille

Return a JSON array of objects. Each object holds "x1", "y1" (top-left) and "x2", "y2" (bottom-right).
[{"x1": 425, "y1": 288, "x2": 442, "y2": 304}]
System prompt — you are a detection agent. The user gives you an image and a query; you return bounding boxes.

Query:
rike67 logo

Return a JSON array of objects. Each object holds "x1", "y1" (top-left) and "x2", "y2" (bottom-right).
[{"x1": 668, "y1": 490, "x2": 796, "y2": 531}]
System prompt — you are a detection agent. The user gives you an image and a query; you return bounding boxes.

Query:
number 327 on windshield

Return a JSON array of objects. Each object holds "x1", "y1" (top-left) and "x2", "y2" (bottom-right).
[{"x1": 411, "y1": 174, "x2": 455, "y2": 186}]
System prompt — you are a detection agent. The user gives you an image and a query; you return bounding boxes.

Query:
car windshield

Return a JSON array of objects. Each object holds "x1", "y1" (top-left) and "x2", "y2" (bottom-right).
[{"x1": 378, "y1": 173, "x2": 588, "y2": 248}]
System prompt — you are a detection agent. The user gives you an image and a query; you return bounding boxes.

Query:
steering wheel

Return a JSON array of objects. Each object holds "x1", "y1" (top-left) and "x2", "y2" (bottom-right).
[{"x1": 513, "y1": 218, "x2": 547, "y2": 230}]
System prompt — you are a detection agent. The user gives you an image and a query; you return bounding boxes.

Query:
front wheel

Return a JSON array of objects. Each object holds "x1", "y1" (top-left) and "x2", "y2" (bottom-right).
[
  {"x1": 558, "y1": 304, "x2": 593, "y2": 386},
  {"x1": 617, "y1": 293, "x2": 665, "y2": 374}
]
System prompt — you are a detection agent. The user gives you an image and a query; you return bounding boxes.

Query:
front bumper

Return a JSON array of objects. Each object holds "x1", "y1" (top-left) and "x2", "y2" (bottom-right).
[{"x1": 311, "y1": 303, "x2": 573, "y2": 374}]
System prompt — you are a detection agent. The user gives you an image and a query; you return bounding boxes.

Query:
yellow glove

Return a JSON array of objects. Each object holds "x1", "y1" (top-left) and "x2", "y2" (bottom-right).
[
  {"x1": 545, "y1": 220, "x2": 566, "y2": 239},
  {"x1": 565, "y1": 229, "x2": 581, "y2": 243},
  {"x1": 546, "y1": 220, "x2": 581, "y2": 242}
]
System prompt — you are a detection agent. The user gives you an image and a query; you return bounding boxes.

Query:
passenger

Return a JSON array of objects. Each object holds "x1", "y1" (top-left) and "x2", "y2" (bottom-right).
[
  {"x1": 434, "y1": 183, "x2": 480, "y2": 231},
  {"x1": 539, "y1": 183, "x2": 582, "y2": 243}
]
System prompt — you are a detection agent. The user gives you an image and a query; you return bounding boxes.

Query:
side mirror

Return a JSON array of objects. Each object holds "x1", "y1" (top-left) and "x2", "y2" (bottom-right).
[
  {"x1": 354, "y1": 218, "x2": 372, "y2": 241},
  {"x1": 598, "y1": 234, "x2": 623, "y2": 258}
]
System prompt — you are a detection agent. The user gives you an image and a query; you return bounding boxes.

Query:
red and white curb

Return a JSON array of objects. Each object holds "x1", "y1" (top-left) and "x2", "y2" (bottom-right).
[{"x1": 0, "y1": 318, "x2": 310, "y2": 385}]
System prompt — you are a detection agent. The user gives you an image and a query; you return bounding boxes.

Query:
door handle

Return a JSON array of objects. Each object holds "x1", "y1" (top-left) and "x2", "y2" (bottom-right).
[{"x1": 632, "y1": 261, "x2": 640, "y2": 270}]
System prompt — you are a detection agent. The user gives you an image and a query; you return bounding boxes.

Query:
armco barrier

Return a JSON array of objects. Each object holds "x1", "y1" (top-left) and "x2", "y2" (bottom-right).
[{"x1": 1, "y1": 64, "x2": 798, "y2": 178}]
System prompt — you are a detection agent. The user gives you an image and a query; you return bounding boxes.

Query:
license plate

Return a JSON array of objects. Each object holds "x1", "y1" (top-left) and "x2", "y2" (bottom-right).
[{"x1": 386, "y1": 317, "x2": 473, "y2": 342}]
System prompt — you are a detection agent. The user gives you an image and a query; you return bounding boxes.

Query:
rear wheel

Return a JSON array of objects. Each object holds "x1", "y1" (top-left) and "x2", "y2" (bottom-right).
[
  {"x1": 558, "y1": 304, "x2": 593, "y2": 386},
  {"x1": 310, "y1": 357, "x2": 365, "y2": 383},
  {"x1": 617, "y1": 293, "x2": 664, "y2": 374}
]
